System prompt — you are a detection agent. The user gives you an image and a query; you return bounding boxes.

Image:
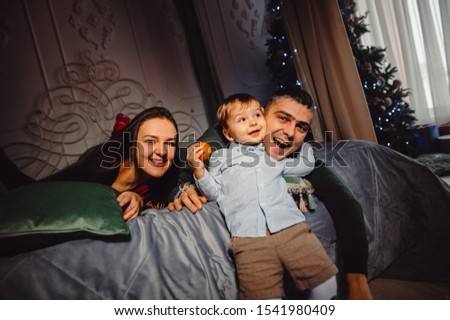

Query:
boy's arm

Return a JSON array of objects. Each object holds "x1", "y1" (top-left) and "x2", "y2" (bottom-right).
[
  {"x1": 168, "y1": 146, "x2": 223, "y2": 211},
  {"x1": 194, "y1": 167, "x2": 221, "y2": 201},
  {"x1": 191, "y1": 147, "x2": 225, "y2": 201},
  {"x1": 168, "y1": 123, "x2": 228, "y2": 212}
]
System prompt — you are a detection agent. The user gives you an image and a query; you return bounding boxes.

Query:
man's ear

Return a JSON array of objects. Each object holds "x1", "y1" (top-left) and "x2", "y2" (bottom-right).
[{"x1": 222, "y1": 127, "x2": 234, "y2": 142}]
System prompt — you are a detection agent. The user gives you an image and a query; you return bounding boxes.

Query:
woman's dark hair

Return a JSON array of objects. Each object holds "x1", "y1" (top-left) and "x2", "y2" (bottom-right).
[{"x1": 45, "y1": 107, "x2": 180, "y2": 189}]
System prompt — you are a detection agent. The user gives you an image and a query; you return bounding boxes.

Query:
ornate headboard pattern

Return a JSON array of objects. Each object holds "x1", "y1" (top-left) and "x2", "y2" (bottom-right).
[{"x1": 4, "y1": 51, "x2": 204, "y2": 180}]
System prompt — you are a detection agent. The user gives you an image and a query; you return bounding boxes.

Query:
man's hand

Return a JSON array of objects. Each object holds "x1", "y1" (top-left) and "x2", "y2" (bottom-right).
[
  {"x1": 167, "y1": 188, "x2": 207, "y2": 213},
  {"x1": 304, "y1": 179, "x2": 314, "y2": 193},
  {"x1": 346, "y1": 273, "x2": 373, "y2": 299}
]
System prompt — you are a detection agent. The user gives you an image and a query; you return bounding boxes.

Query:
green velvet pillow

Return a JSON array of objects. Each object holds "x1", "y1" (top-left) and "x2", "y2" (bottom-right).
[{"x1": 0, "y1": 181, "x2": 130, "y2": 256}]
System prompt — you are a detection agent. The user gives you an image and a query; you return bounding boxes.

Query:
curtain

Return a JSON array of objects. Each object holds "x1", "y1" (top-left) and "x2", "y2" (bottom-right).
[
  {"x1": 282, "y1": 0, "x2": 377, "y2": 142},
  {"x1": 358, "y1": 0, "x2": 450, "y2": 126},
  {"x1": 173, "y1": 0, "x2": 224, "y2": 125}
]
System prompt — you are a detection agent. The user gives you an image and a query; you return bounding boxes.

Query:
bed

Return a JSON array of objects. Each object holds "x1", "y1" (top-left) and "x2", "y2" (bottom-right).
[{"x1": 1, "y1": 139, "x2": 450, "y2": 299}]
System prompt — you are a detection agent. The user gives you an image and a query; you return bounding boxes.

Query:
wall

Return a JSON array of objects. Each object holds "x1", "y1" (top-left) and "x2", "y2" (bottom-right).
[
  {"x1": 194, "y1": 0, "x2": 273, "y2": 103},
  {"x1": 0, "y1": 0, "x2": 272, "y2": 179}
]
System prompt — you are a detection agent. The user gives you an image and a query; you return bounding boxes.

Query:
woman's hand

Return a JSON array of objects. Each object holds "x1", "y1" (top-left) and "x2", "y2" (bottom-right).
[
  {"x1": 167, "y1": 188, "x2": 207, "y2": 213},
  {"x1": 117, "y1": 191, "x2": 143, "y2": 221}
]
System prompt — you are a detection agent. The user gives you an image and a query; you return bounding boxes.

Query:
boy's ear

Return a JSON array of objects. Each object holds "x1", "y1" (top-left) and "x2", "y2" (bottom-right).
[{"x1": 222, "y1": 127, "x2": 234, "y2": 142}]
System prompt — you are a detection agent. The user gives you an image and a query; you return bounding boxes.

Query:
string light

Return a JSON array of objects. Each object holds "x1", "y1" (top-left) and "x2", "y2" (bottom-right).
[
  {"x1": 266, "y1": 0, "x2": 300, "y2": 91},
  {"x1": 267, "y1": 0, "x2": 416, "y2": 154},
  {"x1": 337, "y1": 0, "x2": 417, "y2": 155}
]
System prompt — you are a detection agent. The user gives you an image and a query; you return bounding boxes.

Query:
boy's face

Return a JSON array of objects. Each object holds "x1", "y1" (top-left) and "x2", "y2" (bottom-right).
[
  {"x1": 263, "y1": 98, "x2": 313, "y2": 160},
  {"x1": 222, "y1": 103, "x2": 267, "y2": 145}
]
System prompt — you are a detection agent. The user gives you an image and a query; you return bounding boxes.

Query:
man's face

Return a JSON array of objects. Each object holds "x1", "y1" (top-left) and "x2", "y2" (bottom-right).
[{"x1": 263, "y1": 98, "x2": 313, "y2": 160}]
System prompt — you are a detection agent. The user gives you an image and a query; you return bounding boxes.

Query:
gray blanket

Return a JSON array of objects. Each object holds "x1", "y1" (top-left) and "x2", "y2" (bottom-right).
[
  {"x1": 0, "y1": 203, "x2": 237, "y2": 299},
  {"x1": 1, "y1": 140, "x2": 449, "y2": 299},
  {"x1": 312, "y1": 140, "x2": 450, "y2": 281}
]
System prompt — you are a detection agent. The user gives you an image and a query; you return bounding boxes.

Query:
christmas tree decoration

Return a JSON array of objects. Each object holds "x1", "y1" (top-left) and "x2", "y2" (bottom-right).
[
  {"x1": 265, "y1": 0, "x2": 418, "y2": 155},
  {"x1": 265, "y1": 0, "x2": 300, "y2": 90},
  {"x1": 339, "y1": 0, "x2": 417, "y2": 155}
]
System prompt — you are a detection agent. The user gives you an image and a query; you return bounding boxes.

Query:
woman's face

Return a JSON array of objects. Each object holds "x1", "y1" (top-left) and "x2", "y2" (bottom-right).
[{"x1": 135, "y1": 117, "x2": 177, "y2": 178}]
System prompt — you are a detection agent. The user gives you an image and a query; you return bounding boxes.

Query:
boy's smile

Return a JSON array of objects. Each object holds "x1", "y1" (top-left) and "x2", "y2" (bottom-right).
[{"x1": 222, "y1": 102, "x2": 267, "y2": 145}]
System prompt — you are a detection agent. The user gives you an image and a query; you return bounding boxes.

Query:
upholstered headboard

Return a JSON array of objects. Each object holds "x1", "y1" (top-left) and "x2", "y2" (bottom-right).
[{"x1": 3, "y1": 51, "x2": 204, "y2": 180}]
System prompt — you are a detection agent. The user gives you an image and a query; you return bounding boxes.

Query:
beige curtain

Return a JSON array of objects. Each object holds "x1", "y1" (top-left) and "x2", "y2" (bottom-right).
[{"x1": 282, "y1": 0, "x2": 377, "y2": 142}]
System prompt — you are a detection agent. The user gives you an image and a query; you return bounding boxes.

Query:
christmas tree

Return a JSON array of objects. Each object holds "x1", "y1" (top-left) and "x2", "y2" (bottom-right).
[
  {"x1": 265, "y1": 0, "x2": 300, "y2": 90},
  {"x1": 265, "y1": 0, "x2": 311, "y2": 142},
  {"x1": 339, "y1": 0, "x2": 417, "y2": 155},
  {"x1": 265, "y1": 0, "x2": 418, "y2": 155}
]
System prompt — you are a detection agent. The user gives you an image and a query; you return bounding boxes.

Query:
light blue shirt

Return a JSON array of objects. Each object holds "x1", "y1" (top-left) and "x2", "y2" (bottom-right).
[{"x1": 195, "y1": 142, "x2": 315, "y2": 237}]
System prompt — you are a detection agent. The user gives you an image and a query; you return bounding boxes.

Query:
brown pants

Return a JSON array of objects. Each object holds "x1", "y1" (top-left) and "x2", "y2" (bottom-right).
[{"x1": 229, "y1": 222, "x2": 338, "y2": 300}]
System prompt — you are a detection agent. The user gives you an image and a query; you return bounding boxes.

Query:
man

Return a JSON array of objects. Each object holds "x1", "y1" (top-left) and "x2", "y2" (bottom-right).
[{"x1": 168, "y1": 88, "x2": 372, "y2": 299}]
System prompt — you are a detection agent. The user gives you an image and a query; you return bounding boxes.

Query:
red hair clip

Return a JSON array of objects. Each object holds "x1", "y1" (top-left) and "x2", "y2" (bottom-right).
[{"x1": 113, "y1": 113, "x2": 130, "y2": 132}]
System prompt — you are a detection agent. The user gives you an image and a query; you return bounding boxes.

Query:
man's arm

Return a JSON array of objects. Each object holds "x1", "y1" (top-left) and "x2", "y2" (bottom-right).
[
  {"x1": 283, "y1": 142, "x2": 315, "y2": 177},
  {"x1": 307, "y1": 159, "x2": 372, "y2": 299},
  {"x1": 167, "y1": 150, "x2": 206, "y2": 213}
]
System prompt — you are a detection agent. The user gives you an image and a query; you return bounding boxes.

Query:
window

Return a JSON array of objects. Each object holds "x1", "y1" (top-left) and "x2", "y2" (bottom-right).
[{"x1": 357, "y1": 0, "x2": 450, "y2": 125}]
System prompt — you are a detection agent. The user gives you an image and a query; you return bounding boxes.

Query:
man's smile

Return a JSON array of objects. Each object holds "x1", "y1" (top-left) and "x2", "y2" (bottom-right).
[{"x1": 273, "y1": 137, "x2": 292, "y2": 149}]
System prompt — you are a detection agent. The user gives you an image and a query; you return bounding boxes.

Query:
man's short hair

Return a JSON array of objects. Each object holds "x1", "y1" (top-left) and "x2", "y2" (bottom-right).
[{"x1": 265, "y1": 87, "x2": 314, "y2": 111}]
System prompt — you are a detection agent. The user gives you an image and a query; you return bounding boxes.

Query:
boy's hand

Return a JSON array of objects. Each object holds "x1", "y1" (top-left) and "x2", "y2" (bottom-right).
[
  {"x1": 186, "y1": 143, "x2": 206, "y2": 169},
  {"x1": 198, "y1": 141, "x2": 212, "y2": 161},
  {"x1": 186, "y1": 143, "x2": 208, "y2": 180},
  {"x1": 117, "y1": 191, "x2": 143, "y2": 221}
]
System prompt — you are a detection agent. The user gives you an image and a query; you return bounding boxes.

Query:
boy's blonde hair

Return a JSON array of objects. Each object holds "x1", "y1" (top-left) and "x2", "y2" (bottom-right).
[{"x1": 217, "y1": 93, "x2": 261, "y2": 129}]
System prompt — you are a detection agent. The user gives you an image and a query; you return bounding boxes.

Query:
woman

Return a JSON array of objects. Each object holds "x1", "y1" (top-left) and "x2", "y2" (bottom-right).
[{"x1": 4, "y1": 107, "x2": 180, "y2": 221}]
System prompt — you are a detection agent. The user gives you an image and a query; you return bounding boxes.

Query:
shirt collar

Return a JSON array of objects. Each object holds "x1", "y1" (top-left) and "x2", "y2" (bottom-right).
[{"x1": 229, "y1": 141, "x2": 264, "y2": 152}]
